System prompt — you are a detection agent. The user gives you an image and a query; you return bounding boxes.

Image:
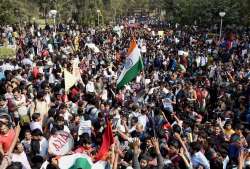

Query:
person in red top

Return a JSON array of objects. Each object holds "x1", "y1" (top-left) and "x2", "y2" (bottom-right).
[
  {"x1": 73, "y1": 133, "x2": 94, "y2": 157},
  {"x1": 0, "y1": 114, "x2": 16, "y2": 154}
]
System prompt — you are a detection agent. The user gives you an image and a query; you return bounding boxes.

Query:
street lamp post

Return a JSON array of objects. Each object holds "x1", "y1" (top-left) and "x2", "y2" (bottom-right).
[
  {"x1": 97, "y1": 9, "x2": 100, "y2": 26},
  {"x1": 219, "y1": 12, "x2": 226, "y2": 40}
]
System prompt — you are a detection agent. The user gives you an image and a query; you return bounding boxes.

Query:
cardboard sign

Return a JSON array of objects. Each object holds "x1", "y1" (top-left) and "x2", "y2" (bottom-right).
[
  {"x1": 178, "y1": 50, "x2": 189, "y2": 56},
  {"x1": 158, "y1": 31, "x2": 164, "y2": 37},
  {"x1": 49, "y1": 131, "x2": 74, "y2": 156},
  {"x1": 78, "y1": 119, "x2": 92, "y2": 136},
  {"x1": 178, "y1": 50, "x2": 184, "y2": 56}
]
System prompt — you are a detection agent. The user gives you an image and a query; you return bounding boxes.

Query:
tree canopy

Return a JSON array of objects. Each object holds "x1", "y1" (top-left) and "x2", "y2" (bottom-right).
[{"x1": 0, "y1": 0, "x2": 249, "y2": 26}]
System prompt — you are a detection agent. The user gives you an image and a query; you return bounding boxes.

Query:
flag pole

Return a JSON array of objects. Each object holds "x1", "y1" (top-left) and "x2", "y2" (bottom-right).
[{"x1": 152, "y1": 109, "x2": 156, "y2": 137}]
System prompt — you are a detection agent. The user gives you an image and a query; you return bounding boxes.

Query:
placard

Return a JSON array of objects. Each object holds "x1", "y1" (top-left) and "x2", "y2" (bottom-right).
[
  {"x1": 158, "y1": 31, "x2": 164, "y2": 37},
  {"x1": 178, "y1": 50, "x2": 184, "y2": 56},
  {"x1": 178, "y1": 50, "x2": 188, "y2": 56},
  {"x1": 49, "y1": 131, "x2": 74, "y2": 156},
  {"x1": 78, "y1": 119, "x2": 92, "y2": 136}
]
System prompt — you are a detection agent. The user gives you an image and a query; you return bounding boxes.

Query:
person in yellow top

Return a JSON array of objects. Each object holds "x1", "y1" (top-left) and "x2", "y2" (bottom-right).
[
  {"x1": 13, "y1": 31, "x2": 19, "y2": 39},
  {"x1": 224, "y1": 120, "x2": 235, "y2": 141}
]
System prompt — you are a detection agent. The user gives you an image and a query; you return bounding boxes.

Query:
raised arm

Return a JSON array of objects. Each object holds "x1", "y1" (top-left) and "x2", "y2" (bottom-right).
[
  {"x1": 6, "y1": 123, "x2": 21, "y2": 155},
  {"x1": 117, "y1": 130, "x2": 130, "y2": 141},
  {"x1": 238, "y1": 149, "x2": 248, "y2": 169},
  {"x1": 132, "y1": 138, "x2": 141, "y2": 169},
  {"x1": 151, "y1": 137, "x2": 164, "y2": 169},
  {"x1": 174, "y1": 133, "x2": 189, "y2": 156},
  {"x1": 179, "y1": 148, "x2": 192, "y2": 169},
  {"x1": 112, "y1": 143, "x2": 120, "y2": 169}
]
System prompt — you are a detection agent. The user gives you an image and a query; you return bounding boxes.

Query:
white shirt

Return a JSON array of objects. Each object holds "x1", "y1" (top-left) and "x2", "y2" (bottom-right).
[
  {"x1": 44, "y1": 94, "x2": 51, "y2": 105},
  {"x1": 39, "y1": 137, "x2": 48, "y2": 158},
  {"x1": 30, "y1": 121, "x2": 43, "y2": 133},
  {"x1": 86, "y1": 81, "x2": 95, "y2": 93},
  {"x1": 2, "y1": 63, "x2": 14, "y2": 71},
  {"x1": 101, "y1": 89, "x2": 108, "y2": 101},
  {"x1": 191, "y1": 151, "x2": 210, "y2": 169},
  {"x1": 223, "y1": 156, "x2": 229, "y2": 169},
  {"x1": 21, "y1": 58, "x2": 33, "y2": 66},
  {"x1": 49, "y1": 73, "x2": 55, "y2": 83},
  {"x1": 200, "y1": 56, "x2": 208, "y2": 66},
  {"x1": 48, "y1": 44, "x2": 53, "y2": 53},
  {"x1": 196, "y1": 56, "x2": 201, "y2": 67},
  {"x1": 15, "y1": 95, "x2": 28, "y2": 116},
  {"x1": 138, "y1": 114, "x2": 148, "y2": 130},
  {"x1": 153, "y1": 71, "x2": 159, "y2": 81},
  {"x1": 12, "y1": 151, "x2": 31, "y2": 169}
]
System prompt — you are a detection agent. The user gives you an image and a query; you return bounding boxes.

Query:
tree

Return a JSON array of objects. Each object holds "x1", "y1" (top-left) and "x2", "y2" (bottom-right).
[
  {"x1": 0, "y1": 0, "x2": 249, "y2": 26},
  {"x1": 0, "y1": 0, "x2": 19, "y2": 24}
]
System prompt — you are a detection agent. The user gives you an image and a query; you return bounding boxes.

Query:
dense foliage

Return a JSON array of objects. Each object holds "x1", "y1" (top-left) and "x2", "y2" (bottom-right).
[{"x1": 0, "y1": 0, "x2": 249, "y2": 26}]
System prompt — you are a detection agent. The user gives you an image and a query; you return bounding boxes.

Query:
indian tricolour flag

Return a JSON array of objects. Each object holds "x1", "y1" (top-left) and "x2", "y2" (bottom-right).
[
  {"x1": 53, "y1": 153, "x2": 106, "y2": 169},
  {"x1": 117, "y1": 38, "x2": 144, "y2": 89}
]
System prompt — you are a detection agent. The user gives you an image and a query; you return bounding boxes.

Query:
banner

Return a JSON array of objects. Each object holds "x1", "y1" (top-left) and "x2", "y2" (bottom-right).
[
  {"x1": 49, "y1": 131, "x2": 74, "y2": 156},
  {"x1": 64, "y1": 69, "x2": 77, "y2": 92},
  {"x1": 40, "y1": 153, "x2": 106, "y2": 169}
]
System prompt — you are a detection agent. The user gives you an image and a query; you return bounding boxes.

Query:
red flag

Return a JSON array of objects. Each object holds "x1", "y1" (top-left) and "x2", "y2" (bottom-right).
[
  {"x1": 33, "y1": 66, "x2": 39, "y2": 79},
  {"x1": 94, "y1": 120, "x2": 114, "y2": 161}
]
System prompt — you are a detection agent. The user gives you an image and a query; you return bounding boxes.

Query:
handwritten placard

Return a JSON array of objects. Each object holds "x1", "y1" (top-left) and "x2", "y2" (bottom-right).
[{"x1": 49, "y1": 131, "x2": 74, "y2": 155}]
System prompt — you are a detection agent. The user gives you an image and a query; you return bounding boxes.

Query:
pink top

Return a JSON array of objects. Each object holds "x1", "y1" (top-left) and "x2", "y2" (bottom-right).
[{"x1": 0, "y1": 128, "x2": 15, "y2": 153}]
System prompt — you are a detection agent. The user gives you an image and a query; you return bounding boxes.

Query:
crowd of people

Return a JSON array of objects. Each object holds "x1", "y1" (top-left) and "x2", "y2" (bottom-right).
[{"x1": 0, "y1": 21, "x2": 249, "y2": 169}]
